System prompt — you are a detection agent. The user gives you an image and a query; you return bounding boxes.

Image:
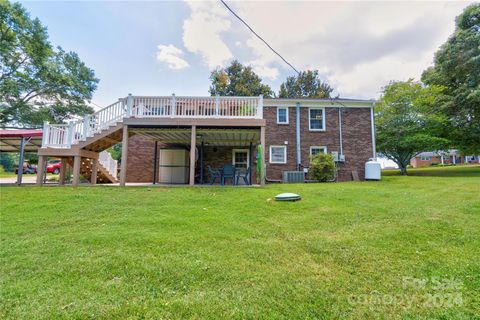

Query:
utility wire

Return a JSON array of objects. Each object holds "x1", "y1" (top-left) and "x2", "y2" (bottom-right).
[{"x1": 219, "y1": 0, "x2": 300, "y2": 75}]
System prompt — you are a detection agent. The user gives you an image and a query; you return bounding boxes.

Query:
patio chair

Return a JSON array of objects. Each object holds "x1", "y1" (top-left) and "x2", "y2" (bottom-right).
[
  {"x1": 221, "y1": 164, "x2": 236, "y2": 186},
  {"x1": 235, "y1": 167, "x2": 251, "y2": 185},
  {"x1": 208, "y1": 166, "x2": 221, "y2": 185}
]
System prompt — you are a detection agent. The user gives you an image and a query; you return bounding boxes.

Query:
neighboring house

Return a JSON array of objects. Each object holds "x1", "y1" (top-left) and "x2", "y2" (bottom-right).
[
  {"x1": 37, "y1": 95, "x2": 376, "y2": 186},
  {"x1": 410, "y1": 150, "x2": 480, "y2": 168}
]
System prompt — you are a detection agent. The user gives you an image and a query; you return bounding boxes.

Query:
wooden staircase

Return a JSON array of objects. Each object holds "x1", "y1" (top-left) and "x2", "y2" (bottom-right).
[{"x1": 66, "y1": 155, "x2": 118, "y2": 184}]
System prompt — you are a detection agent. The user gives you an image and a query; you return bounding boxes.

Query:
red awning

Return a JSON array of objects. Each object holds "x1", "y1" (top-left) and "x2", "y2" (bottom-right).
[
  {"x1": 0, "y1": 129, "x2": 43, "y2": 152},
  {"x1": 0, "y1": 129, "x2": 43, "y2": 138}
]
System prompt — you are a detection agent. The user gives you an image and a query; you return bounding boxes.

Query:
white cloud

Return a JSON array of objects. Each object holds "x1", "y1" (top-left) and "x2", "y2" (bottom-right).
[
  {"x1": 182, "y1": 1, "x2": 233, "y2": 68},
  {"x1": 182, "y1": 0, "x2": 473, "y2": 97},
  {"x1": 156, "y1": 44, "x2": 190, "y2": 70}
]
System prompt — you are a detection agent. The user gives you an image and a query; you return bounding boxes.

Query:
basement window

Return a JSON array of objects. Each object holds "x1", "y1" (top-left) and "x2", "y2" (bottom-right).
[
  {"x1": 270, "y1": 146, "x2": 287, "y2": 164},
  {"x1": 277, "y1": 107, "x2": 289, "y2": 124},
  {"x1": 310, "y1": 146, "x2": 327, "y2": 156}
]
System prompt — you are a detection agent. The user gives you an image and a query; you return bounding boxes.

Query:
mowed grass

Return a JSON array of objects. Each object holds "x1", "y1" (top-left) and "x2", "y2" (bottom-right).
[
  {"x1": 383, "y1": 164, "x2": 480, "y2": 177},
  {"x1": 1, "y1": 167, "x2": 479, "y2": 319}
]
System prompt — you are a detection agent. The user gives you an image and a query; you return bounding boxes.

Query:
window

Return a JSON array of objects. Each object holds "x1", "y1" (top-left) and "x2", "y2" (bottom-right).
[
  {"x1": 310, "y1": 146, "x2": 327, "y2": 157},
  {"x1": 232, "y1": 149, "x2": 249, "y2": 169},
  {"x1": 309, "y1": 108, "x2": 325, "y2": 131},
  {"x1": 270, "y1": 146, "x2": 287, "y2": 164},
  {"x1": 277, "y1": 107, "x2": 288, "y2": 124},
  {"x1": 420, "y1": 156, "x2": 431, "y2": 161}
]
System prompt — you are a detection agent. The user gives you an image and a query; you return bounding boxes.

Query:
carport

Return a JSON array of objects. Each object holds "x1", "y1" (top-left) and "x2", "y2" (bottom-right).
[{"x1": 0, "y1": 129, "x2": 43, "y2": 185}]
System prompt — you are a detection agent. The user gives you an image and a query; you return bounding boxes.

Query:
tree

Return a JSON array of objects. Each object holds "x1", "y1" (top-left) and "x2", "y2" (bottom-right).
[
  {"x1": 209, "y1": 60, "x2": 272, "y2": 97},
  {"x1": 0, "y1": 1, "x2": 99, "y2": 127},
  {"x1": 376, "y1": 80, "x2": 450, "y2": 175},
  {"x1": 279, "y1": 70, "x2": 333, "y2": 98},
  {"x1": 421, "y1": 4, "x2": 480, "y2": 154}
]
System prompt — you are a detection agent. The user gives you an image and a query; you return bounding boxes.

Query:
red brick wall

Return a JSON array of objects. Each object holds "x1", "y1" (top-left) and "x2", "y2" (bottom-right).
[
  {"x1": 263, "y1": 106, "x2": 374, "y2": 181},
  {"x1": 126, "y1": 106, "x2": 374, "y2": 183},
  {"x1": 126, "y1": 134, "x2": 167, "y2": 183}
]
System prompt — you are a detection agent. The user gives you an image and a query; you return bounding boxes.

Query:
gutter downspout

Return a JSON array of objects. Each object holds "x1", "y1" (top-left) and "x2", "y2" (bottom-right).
[
  {"x1": 296, "y1": 102, "x2": 301, "y2": 170},
  {"x1": 370, "y1": 103, "x2": 376, "y2": 159},
  {"x1": 338, "y1": 107, "x2": 343, "y2": 156}
]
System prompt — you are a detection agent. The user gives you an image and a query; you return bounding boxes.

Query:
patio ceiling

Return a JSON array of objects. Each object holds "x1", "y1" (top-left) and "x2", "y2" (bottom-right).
[{"x1": 130, "y1": 128, "x2": 260, "y2": 147}]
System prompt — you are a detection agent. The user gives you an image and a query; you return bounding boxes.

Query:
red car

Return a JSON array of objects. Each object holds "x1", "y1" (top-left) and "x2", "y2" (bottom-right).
[{"x1": 46, "y1": 159, "x2": 62, "y2": 174}]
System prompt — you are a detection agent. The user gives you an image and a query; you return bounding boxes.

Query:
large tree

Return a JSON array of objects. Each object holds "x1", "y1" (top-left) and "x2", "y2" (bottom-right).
[
  {"x1": 279, "y1": 70, "x2": 333, "y2": 98},
  {"x1": 0, "y1": 1, "x2": 99, "y2": 127},
  {"x1": 209, "y1": 60, "x2": 272, "y2": 97},
  {"x1": 421, "y1": 4, "x2": 480, "y2": 154},
  {"x1": 376, "y1": 80, "x2": 450, "y2": 175}
]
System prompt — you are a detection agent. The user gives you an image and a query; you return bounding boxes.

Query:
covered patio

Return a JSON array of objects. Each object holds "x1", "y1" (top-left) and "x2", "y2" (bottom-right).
[
  {"x1": 0, "y1": 129, "x2": 43, "y2": 185},
  {"x1": 127, "y1": 126, "x2": 265, "y2": 186}
]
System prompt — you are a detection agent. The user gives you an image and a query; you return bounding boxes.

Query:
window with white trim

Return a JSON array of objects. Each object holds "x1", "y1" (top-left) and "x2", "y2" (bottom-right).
[
  {"x1": 309, "y1": 108, "x2": 325, "y2": 131},
  {"x1": 277, "y1": 107, "x2": 288, "y2": 124},
  {"x1": 270, "y1": 146, "x2": 287, "y2": 164},
  {"x1": 420, "y1": 156, "x2": 432, "y2": 161},
  {"x1": 310, "y1": 146, "x2": 327, "y2": 157}
]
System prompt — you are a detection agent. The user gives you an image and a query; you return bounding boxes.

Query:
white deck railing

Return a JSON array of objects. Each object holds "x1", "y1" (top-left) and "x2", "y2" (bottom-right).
[
  {"x1": 99, "y1": 150, "x2": 118, "y2": 178},
  {"x1": 42, "y1": 94, "x2": 263, "y2": 148}
]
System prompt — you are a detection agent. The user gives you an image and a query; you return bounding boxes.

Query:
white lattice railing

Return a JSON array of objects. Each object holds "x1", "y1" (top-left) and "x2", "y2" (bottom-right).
[
  {"x1": 99, "y1": 150, "x2": 118, "y2": 178},
  {"x1": 42, "y1": 94, "x2": 263, "y2": 148}
]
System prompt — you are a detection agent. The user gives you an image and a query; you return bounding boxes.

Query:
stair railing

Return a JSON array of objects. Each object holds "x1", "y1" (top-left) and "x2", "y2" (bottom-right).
[
  {"x1": 99, "y1": 150, "x2": 118, "y2": 179},
  {"x1": 42, "y1": 95, "x2": 263, "y2": 148}
]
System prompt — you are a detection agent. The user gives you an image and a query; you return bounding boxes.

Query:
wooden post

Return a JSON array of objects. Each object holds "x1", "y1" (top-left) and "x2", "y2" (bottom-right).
[
  {"x1": 249, "y1": 142, "x2": 253, "y2": 185},
  {"x1": 260, "y1": 126, "x2": 266, "y2": 186},
  {"x1": 72, "y1": 155, "x2": 81, "y2": 186},
  {"x1": 91, "y1": 158, "x2": 98, "y2": 185},
  {"x1": 153, "y1": 141, "x2": 158, "y2": 184},
  {"x1": 119, "y1": 125, "x2": 129, "y2": 186},
  {"x1": 36, "y1": 155, "x2": 46, "y2": 186},
  {"x1": 200, "y1": 141, "x2": 204, "y2": 184},
  {"x1": 59, "y1": 158, "x2": 67, "y2": 185},
  {"x1": 189, "y1": 125, "x2": 196, "y2": 186}
]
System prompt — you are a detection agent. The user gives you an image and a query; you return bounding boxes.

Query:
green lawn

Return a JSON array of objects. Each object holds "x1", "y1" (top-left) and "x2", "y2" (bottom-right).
[
  {"x1": 0, "y1": 172, "x2": 17, "y2": 178},
  {"x1": 1, "y1": 167, "x2": 479, "y2": 319}
]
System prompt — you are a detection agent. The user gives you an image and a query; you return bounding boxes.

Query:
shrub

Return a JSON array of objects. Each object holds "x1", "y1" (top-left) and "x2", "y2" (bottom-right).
[{"x1": 309, "y1": 153, "x2": 336, "y2": 182}]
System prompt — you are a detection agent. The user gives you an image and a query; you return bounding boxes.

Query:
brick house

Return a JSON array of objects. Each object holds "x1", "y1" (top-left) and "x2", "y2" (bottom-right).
[
  {"x1": 410, "y1": 151, "x2": 480, "y2": 168},
  {"x1": 37, "y1": 95, "x2": 376, "y2": 186}
]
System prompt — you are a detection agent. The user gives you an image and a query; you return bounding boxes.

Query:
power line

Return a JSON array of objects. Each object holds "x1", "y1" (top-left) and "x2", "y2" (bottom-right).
[{"x1": 219, "y1": 0, "x2": 300, "y2": 75}]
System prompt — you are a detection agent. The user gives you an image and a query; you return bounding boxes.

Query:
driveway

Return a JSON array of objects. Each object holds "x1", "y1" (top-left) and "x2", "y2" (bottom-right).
[{"x1": 0, "y1": 175, "x2": 37, "y2": 185}]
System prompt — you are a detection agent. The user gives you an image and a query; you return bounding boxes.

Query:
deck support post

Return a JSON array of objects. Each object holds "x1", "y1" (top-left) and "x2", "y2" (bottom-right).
[
  {"x1": 153, "y1": 141, "x2": 158, "y2": 184},
  {"x1": 189, "y1": 125, "x2": 196, "y2": 186},
  {"x1": 72, "y1": 155, "x2": 81, "y2": 186},
  {"x1": 91, "y1": 158, "x2": 98, "y2": 185},
  {"x1": 36, "y1": 155, "x2": 46, "y2": 186},
  {"x1": 249, "y1": 142, "x2": 253, "y2": 185},
  {"x1": 200, "y1": 141, "x2": 204, "y2": 184},
  {"x1": 120, "y1": 125, "x2": 129, "y2": 186},
  {"x1": 260, "y1": 126, "x2": 265, "y2": 186},
  {"x1": 59, "y1": 158, "x2": 67, "y2": 185}
]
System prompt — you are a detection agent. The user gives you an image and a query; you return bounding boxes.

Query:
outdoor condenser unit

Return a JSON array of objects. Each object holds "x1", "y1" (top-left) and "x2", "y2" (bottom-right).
[{"x1": 283, "y1": 171, "x2": 305, "y2": 183}]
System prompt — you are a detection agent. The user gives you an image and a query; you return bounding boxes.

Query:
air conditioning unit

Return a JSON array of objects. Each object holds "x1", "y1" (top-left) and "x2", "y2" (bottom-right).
[{"x1": 283, "y1": 171, "x2": 305, "y2": 183}]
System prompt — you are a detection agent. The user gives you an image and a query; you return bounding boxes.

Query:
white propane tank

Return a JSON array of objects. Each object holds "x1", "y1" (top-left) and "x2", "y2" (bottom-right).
[{"x1": 365, "y1": 158, "x2": 381, "y2": 180}]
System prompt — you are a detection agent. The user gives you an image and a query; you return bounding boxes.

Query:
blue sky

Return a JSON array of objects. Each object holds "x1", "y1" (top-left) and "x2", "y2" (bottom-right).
[{"x1": 20, "y1": 1, "x2": 473, "y2": 108}]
